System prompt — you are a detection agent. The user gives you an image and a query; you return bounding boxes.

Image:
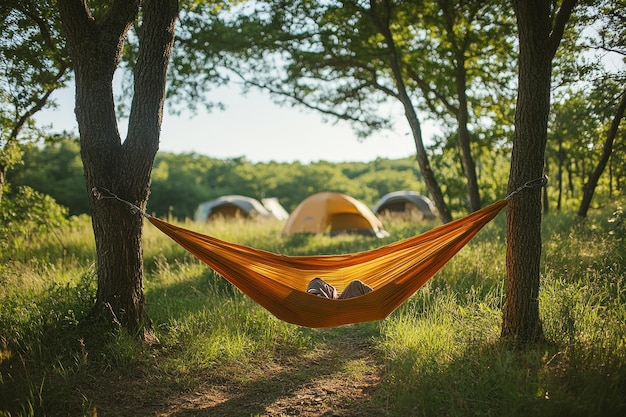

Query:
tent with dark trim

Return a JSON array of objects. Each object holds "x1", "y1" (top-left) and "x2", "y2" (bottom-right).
[
  {"x1": 282, "y1": 192, "x2": 388, "y2": 238},
  {"x1": 194, "y1": 195, "x2": 272, "y2": 222},
  {"x1": 373, "y1": 191, "x2": 437, "y2": 220}
]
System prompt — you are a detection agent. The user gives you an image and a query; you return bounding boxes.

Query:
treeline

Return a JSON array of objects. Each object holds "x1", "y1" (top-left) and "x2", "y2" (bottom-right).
[
  {"x1": 6, "y1": 138, "x2": 434, "y2": 220},
  {"x1": 8, "y1": 135, "x2": 624, "y2": 222},
  {"x1": 8, "y1": 136, "x2": 623, "y2": 221}
]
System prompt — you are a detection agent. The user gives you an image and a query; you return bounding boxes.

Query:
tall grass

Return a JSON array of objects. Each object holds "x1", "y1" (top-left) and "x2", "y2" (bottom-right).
[
  {"x1": 375, "y1": 202, "x2": 626, "y2": 416},
  {"x1": 1, "y1": 202, "x2": 624, "y2": 416}
]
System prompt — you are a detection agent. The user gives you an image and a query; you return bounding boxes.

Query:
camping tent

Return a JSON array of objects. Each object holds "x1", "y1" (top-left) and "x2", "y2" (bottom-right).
[
  {"x1": 194, "y1": 195, "x2": 272, "y2": 222},
  {"x1": 261, "y1": 197, "x2": 290, "y2": 221},
  {"x1": 282, "y1": 192, "x2": 388, "y2": 237},
  {"x1": 373, "y1": 191, "x2": 437, "y2": 220}
]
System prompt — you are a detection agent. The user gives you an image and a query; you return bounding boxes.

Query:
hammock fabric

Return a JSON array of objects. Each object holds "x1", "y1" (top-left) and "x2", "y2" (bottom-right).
[{"x1": 147, "y1": 198, "x2": 508, "y2": 328}]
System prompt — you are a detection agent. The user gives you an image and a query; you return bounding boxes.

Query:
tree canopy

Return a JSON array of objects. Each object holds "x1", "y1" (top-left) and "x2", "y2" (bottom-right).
[{"x1": 0, "y1": 0, "x2": 71, "y2": 202}]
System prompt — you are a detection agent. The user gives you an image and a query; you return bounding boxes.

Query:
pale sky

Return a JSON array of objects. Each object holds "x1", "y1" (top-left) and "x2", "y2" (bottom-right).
[{"x1": 34, "y1": 85, "x2": 428, "y2": 164}]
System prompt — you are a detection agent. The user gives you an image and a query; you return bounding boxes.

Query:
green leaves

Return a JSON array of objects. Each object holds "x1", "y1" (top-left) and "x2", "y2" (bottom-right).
[{"x1": 1, "y1": 0, "x2": 71, "y2": 202}]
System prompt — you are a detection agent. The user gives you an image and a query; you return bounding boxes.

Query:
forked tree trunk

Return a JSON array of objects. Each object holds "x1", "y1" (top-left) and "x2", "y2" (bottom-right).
[{"x1": 58, "y1": 0, "x2": 178, "y2": 341}]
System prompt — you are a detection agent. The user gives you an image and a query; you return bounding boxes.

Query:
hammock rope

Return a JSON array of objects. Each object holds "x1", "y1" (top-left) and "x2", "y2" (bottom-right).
[{"x1": 92, "y1": 175, "x2": 547, "y2": 328}]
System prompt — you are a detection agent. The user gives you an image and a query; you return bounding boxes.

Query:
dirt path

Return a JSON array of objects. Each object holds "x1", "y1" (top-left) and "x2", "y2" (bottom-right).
[{"x1": 88, "y1": 327, "x2": 384, "y2": 416}]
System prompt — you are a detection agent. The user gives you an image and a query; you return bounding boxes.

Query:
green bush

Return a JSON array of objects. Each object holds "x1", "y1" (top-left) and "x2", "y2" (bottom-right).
[{"x1": 0, "y1": 185, "x2": 69, "y2": 260}]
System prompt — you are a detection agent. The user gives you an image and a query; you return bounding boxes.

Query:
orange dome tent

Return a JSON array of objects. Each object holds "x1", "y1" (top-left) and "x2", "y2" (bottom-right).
[{"x1": 282, "y1": 192, "x2": 388, "y2": 238}]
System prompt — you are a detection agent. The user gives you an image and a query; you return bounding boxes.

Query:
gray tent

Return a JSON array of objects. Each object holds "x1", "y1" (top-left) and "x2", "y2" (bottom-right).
[
  {"x1": 194, "y1": 195, "x2": 272, "y2": 222},
  {"x1": 373, "y1": 191, "x2": 437, "y2": 220},
  {"x1": 261, "y1": 197, "x2": 290, "y2": 221}
]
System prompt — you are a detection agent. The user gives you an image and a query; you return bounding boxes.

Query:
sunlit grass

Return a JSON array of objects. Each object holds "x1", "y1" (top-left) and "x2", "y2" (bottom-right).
[
  {"x1": 1, "y1": 200, "x2": 625, "y2": 416},
  {"x1": 372, "y1": 200, "x2": 626, "y2": 416}
]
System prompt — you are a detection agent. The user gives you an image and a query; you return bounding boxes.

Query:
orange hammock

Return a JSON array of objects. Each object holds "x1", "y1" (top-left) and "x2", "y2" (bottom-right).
[{"x1": 146, "y1": 198, "x2": 508, "y2": 328}]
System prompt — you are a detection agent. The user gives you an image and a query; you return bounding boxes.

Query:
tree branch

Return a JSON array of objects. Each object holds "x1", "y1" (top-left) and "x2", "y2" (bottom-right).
[
  {"x1": 549, "y1": 0, "x2": 577, "y2": 57},
  {"x1": 406, "y1": 68, "x2": 458, "y2": 115},
  {"x1": 9, "y1": 64, "x2": 70, "y2": 141},
  {"x1": 227, "y1": 67, "x2": 386, "y2": 130}
]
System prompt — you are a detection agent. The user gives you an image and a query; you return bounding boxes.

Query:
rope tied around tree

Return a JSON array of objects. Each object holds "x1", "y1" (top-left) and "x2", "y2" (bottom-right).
[
  {"x1": 92, "y1": 187, "x2": 151, "y2": 218},
  {"x1": 506, "y1": 175, "x2": 548, "y2": 200}
]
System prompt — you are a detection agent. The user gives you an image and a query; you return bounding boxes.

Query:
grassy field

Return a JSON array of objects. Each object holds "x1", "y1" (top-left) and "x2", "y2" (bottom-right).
[{"x1": 1, "y1": 201, "x2": 625, "y2": 416}]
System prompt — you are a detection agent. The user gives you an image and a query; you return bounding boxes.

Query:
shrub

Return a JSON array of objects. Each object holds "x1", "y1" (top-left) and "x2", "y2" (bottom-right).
[{"x1": 0, "y1": 185, "x2": 69, "y2": 259}]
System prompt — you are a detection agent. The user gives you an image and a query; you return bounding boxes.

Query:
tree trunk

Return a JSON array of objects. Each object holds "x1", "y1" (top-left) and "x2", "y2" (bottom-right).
[
  {"x1": 374, "y1": 7, "x2": 452, "y2": 223},
  {"x1": 0, "y1": 165, "x2": 6, "y2": 203},
  {"x1": 503, "y1": 0, "x2": 576, "y2": 344},
  {"x1": 455, "y1": 51, "x2": 481, "y2": 212},
  {"x1": 577, "y1": 89, "x2": 626, "y2": 218},
  {"x1": 609, "y1": 159, "x2": 613, "y2": 199},
  {"x1": 405, "y1": 102, "x2": 453, "y2": 223},
  {"x1": 557, "y1": 133, "x2": 563, "y2": 211},
  {"x1": 58, "y1": 0, "x2": 178, "y2": 341}
]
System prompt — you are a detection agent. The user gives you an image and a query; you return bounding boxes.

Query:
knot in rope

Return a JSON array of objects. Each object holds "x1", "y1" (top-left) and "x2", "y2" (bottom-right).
[{"x1": 92, "y1": 187, "x2": 150, "y2": 218}]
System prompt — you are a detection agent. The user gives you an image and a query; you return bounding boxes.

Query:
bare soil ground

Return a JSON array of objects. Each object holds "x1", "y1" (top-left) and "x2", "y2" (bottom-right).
[{"x1": 84, "y1": 327, "x2": 385, "y2": 417}]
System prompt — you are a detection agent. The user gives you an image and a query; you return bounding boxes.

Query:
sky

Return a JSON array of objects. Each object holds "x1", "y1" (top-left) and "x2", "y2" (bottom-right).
[{"x1": 34, "y1": 85, "x2": 427, "y2": 164}]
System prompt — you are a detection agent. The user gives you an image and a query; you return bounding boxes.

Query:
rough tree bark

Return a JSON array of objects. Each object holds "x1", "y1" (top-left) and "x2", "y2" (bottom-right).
[
  {"x1": 57, "y1": 0, "x2": 178, "y2": 341},
  {"x1": 503, "y1": 0, "x2": 576, "y2": 344}
]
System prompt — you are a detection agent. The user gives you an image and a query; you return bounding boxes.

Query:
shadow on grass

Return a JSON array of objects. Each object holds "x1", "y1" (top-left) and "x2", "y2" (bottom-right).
[
  {"x1": 375, "y1": 337, "x2": 626, "y2": 417},
  {"x1": 58, "y1": 263, "x2": 386, "y2": 416},
  {"x1": 166, "y1": 340, "x2": 380, "y2": 416},
  {"x1": 85, "y1": 323, "x2": 384, "y2": 417},
  {"x1": 146, "y1": 267, "x2": 243, "y2": 323}
]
